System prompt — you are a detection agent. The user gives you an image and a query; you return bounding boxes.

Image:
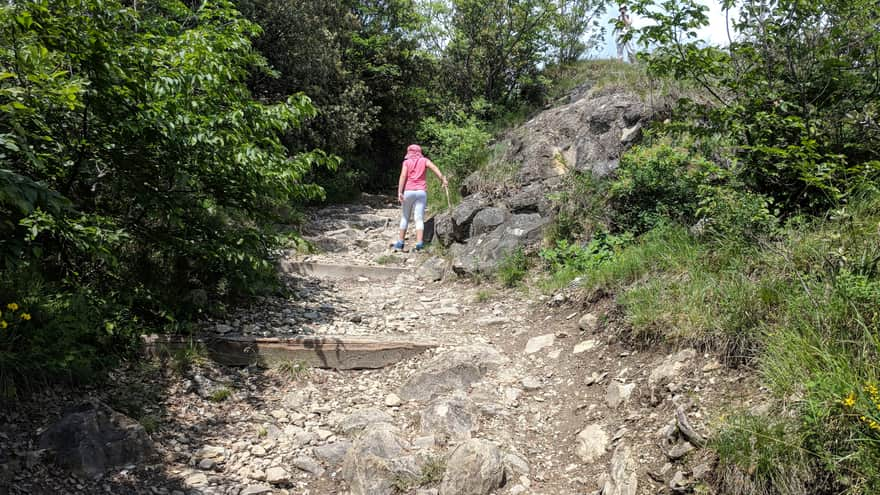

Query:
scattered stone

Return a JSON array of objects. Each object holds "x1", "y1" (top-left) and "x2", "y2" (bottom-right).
[
  {"x1": 667, "y1": 442, "x2": 694, "y2": 461},
  {"x1": 440, "y1": 439, "x2": 505, "y2": 495},
  {"x1": 576, "y1": 424, "x2": 609, "y2": 463},
  {"x1": 184, "y1": 472, "x2": 209, "y2": 487},
  {"x1": 385, "y1": 393, "x2": 402, "y2": 407},
  {"x1": 215, "y1": 323, "x2": 234, "y2": 334},
  {"x1": 702, "y1": 360, "x2": 722, "y2": 373},
  {"x1": 606, "y1": 381, "x2": 636, "y2": 409},
  {"x1": 578, "y1": 313, "x2": 599, "y2": 332},
  {"x1": 602, "y1": 444, "x2": 638, "y2": 495},
  {"x1": 573, "y1": 339, "x2": 598, "y2": 354},
  {"x1": 521, "y1": 377, "x2": 542, "y2": 391},
  {"x1": 240, "y1": 486, "x2": 273, "y2": 495},
  {"x1": 524, "y1": 334, "x2": 555, "y2": 354},
  {"x1": 197, "y1": 458, "x2": 216, "y2": 470},
  {"x1": 417, "y1": 257, "x2": 448, "y2": 281},
  {"x1": 37, "y1": 401, "x2": 155, "y2": 479},
  {"x1": 266, "y1": 466, "x2": 290, "y2": 484},
  {"x1": 292, "y1": 456, "x2": 325, "y2": 476}
]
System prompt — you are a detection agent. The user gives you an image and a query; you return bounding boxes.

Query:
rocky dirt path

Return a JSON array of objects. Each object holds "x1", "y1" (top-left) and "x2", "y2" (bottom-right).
[{"x1": 2, "y1": 196, "x2": 759, "y2": 495}]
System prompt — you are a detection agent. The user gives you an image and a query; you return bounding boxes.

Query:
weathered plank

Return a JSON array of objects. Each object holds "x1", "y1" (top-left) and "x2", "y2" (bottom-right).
[
  {"x1": 279, "y1": 261, "x2": 410, "y2": 281},
  {"x1": 142, "y1": 334, "x2": 437, "y2": 370}
]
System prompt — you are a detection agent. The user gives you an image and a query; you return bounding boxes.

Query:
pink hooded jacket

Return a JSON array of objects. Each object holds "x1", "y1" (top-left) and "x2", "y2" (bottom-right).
[{"x1": 402, "y1": 144, "x2": 427, "y2": 191}]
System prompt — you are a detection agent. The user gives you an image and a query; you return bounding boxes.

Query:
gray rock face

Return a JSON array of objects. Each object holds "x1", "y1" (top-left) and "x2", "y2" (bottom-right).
[
  {"x1": 451, "y1": 194, "x2": 489, "y2": 235},
  {"x1": 37, "y1": 401, "x2": 154, "y2": 479},
  {"x1": 434, "y1": 213, "x2": 456, "y2": 246},
  {"x1": 342, "y1": 423, "x2": 418, "y2": 495},
  {"x1": 445, "y1": 90, "x2": 650, "y2": 273},
  {"x1": 451, "y1": 214, "x2": 550, "y2": 275},
  {"x1": 419, "y1": 395, "x2": 478, "y2": 441},
  {"x1": 470, "y1": 207, "x2": 508, "y2": 237},
  {"x1": 439, "y1": 439, "x2": 505, "y2": 495},
  {"x1": 398, "y1": 346, "x2": 507, "y2": 401}
]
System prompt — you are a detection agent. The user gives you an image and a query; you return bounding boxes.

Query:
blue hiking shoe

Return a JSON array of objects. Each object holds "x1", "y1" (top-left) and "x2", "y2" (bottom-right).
[
  {"x1": 392, "y1": 240, "x2": 404, "y2": 250},
  {"x1": 414, "y1": 242, "x2": 425, "y2": 251}
]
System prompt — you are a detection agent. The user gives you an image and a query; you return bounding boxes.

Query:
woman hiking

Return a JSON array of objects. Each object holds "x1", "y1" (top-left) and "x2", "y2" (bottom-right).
[{"x1": 393, "y1": 144, "x2": 448, "y2": 251}]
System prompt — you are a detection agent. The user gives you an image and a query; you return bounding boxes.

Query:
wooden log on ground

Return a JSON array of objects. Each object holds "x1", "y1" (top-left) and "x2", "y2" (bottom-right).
[
  {"x1": 142, "y1": 334, "x2": 437, "y2": 370},
  {"x1": 279, "y1": 261, "x2": 410, "y2": 282}
]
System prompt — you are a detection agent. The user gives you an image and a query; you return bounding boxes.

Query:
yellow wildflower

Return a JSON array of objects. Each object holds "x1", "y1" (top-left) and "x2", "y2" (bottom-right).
[
  {"x1": 842, "y1": 391, "x2": 857, "y2": 407},
  {"x1": 864, "y1": 383, "x2": 879, "y2": 396},
  {"x1": 20, "y1": 313, "x2": 30, "y2": 321},
  {"x1": 0, "y1": 321, "x2": 6, "y2": 329},
  {"x1": 6, "y1": 303, "x2": 17, "y2": 311}
]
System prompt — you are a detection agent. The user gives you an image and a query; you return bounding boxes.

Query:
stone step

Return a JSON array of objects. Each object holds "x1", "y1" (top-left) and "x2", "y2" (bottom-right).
[
  {"x1": 280, "y1": 261, "x2": 409, "y2": 281},
  {"x1": 142, "y1": 334, "x2": 437, "y2": 370}
]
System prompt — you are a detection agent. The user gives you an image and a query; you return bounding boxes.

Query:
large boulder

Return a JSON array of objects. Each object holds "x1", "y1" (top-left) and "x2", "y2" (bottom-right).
[
  {"x1": 341, "y1": 423, "x2": 419, "y2": 495},
  {"x1": 439, "y1": 439, "x2": 505, "y2": 495},
  {"x1": 419, "y1": 394, "x2": 478, "y2": 441},
  {"x1": 37, "y1": 401, "x2": 155, "y2": 478},
  {"x1": 398, "y1": 346, "x2": 507, "y2": 402},
  {"x1": 451, "y1": 214, "x2": 550, "y2": 275}
]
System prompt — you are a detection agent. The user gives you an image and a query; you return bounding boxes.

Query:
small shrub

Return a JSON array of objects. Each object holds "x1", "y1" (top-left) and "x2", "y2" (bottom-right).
[
  {"x1": 474, "y1": 290, "x2": 494, "y2": 303},
  {"x1": 139, "y1": 414, "x2": 160, "y2": 434},
  {"x1": 209, "y1": 387, "x2": 231, "y2": 403},
  {"x1": 274, "y1": 359, "x2": 310, "y2": 381},
  {"x1": 539, "y1": 232, "x2": 633, "y2": 274},
  {"x1": 496, "y1": 248, "x2": 529, "y2": 287}
]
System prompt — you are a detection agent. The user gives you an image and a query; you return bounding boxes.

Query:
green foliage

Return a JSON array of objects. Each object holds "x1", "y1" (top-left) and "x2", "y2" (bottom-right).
[
  {"x1": 418, "y1": 113, "x2": 491, "y2": 210},
  {"x1": 273, "y1": 359, "x2": 310, "y2": 381},
  {"x1": 540, "y1": 232, "x2": 632, "y2": 274},
  {"x1": 209, "y1": 387, "x2": 232, "y2": 402},
  {"x1": 631, "y1": 0, "x2": 880, "y2": 213},
  {"x1": 0, "y1": 0, "x2": 329, "y2": 390},
  {"x1": 496, "y1": 248, "x2": 529, "y2": 287},
  {"x1": 713, "y1": 414, "x2": 820, "y2": 495},
  {"x1": 609, "y1": 143, "x2": 713, "y2": 233}
]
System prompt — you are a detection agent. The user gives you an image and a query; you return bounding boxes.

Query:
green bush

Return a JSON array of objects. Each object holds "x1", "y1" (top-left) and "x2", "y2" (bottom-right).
[
  {"x1": 496, "y1": 248, "x2": 529, "y2": 287},
  {"x1": 417, "y1": 113, "x2": 491, "y2": 211},
  {"x1": 609, "y1": 143, "x2": 713, "y2": 233},
  {"x1": 696, "y1": 184, "x2": 779, "y2": 242}
]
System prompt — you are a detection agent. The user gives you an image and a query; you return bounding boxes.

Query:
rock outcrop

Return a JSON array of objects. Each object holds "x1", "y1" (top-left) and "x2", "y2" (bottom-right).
[{"x1": 438, "y1": 91, "x2": 651, "y2": 274}]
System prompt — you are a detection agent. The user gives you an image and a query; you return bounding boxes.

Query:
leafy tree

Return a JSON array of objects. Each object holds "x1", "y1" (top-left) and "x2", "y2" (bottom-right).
[
  {"x1": 547, "y1": 0, "x2": 606, "y2": 64},
  {"x1": 631, "y1": 0, "x2": 880, "y2": 212},
  {"x1": 444, "y1": 0, "x2": 555, "y2": 106},
  {"x1": 0, "y1": 0, "x2": 330, "y2": 385}
]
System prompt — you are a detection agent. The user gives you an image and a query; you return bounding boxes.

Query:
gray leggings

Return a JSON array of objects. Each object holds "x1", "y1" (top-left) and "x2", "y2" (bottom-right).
[{"x1": 400, "y1": 190, "x2": 427, "y2": 231}]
